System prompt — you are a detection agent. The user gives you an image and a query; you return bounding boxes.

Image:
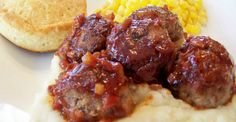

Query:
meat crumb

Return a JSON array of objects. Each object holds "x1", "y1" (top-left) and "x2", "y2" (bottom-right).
[{"x1": 95, "y1": 83, "x2": 105, "y2": 95}]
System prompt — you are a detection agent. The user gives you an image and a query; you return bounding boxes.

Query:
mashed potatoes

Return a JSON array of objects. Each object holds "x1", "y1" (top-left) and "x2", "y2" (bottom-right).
[
  {"x1": 31, "y1": 56, "x2": 236, "y2": 122},
  {"x1": 98, "y1": 0, "x2": 207, "y2": 35}
]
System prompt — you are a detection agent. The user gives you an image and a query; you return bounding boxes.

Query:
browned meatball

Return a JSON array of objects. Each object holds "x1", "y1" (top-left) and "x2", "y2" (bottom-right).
[
  {"x1": 107, "y1": 18, "x2": 176, "y2": 83},
  {"x1": 49, "y1": 51, "x2": 147, "y2": 122},
  {"x1": 130, "y1": 6, "x2": 184, "y2": 42},
  {"x1": 168, "y1": 36, "x2": 235, "y2": 108},
  {"x1": 57, "y1": 13, "x2": 114, "y2": 69}
]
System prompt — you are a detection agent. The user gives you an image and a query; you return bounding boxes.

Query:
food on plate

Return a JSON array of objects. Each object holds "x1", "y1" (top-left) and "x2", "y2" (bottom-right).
[
  {"x1": 0, "y1": 0, "x2": 86, "y2": 52},
  {"x1": 168, "y1": 36, "x2": 235, "y2": 108},
  {"x1": 99, "y1": 0, "x2": 207, "y2": 34},
  {"x1": 57, "y1": 14, "x2": 114, "y2": 69},
  {"x1": 31, "y1": 6, "x2": 236, "y2": 122}
]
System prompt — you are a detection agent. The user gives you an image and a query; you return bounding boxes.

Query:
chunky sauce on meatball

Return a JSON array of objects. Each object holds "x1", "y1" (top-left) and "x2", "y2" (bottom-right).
[
  {"x1": 130, "y1": 6, "x2": 184, "y2": 42},
  {"x1": 49, "y1": 51, "x2": 147, "y2": 121},
  {"x1": 57, "y1": 14, "x2": 114, "y2": 70},
  {"x1": 107, "y1": 18, "x2": 176, "y2": 83},
  {"x1": 168, "y1": 36, "x2": 235, "y2": 108}
]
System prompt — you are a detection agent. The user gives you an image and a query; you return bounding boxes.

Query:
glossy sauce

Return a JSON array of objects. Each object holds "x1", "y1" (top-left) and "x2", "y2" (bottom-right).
[
  {"x1": 168, "y1": 36, "x2": 235, "y2": 108},
  {"x1": 56, "y1": 14, "x2": 114, "y2": 70},
  {"x1": 49, "y1": 51, "x2": 131, "y2": 121},
  {"x1": 107, "y1": 18, "x2": 176, "y2": 83}
]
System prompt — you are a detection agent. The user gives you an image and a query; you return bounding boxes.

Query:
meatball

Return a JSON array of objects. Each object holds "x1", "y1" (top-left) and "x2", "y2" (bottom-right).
[
  {"x1": 107, "y1": 18, "x2": 176, "y2": 83},
  {"x1": 49, "y1": 51, "x2": 147, "y2": 121},
  {"x1": 168, "y1": 36, "x2": 235, "y2": 108},
  {"x1": 130, "y1": 6, "x2": 184, "y2": 42},
  {"x1": 57, "y1": 13, "x2": 114, "y2": 69}
]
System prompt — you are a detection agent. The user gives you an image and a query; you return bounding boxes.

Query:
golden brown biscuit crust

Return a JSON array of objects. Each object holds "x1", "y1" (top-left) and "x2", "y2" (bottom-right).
[{"x1": 0, "y1": 0, "x2": 87, "y2": 52}]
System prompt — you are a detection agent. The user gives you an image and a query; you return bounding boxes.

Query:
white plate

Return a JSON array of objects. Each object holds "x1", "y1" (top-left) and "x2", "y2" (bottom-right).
[{"x1": 0, "y1": 0, "x2": 235, "y2": 114}]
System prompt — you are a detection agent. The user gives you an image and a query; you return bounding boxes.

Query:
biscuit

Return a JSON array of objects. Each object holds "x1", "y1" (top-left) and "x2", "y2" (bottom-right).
[{"x1": 0, "y1": 0, "x2": 86, "y2": 52}]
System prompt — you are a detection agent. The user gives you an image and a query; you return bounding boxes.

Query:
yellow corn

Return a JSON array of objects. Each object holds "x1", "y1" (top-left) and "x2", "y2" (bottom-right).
[{"x1": 98, "y1": 0, "x2": 207, "y2": 35}]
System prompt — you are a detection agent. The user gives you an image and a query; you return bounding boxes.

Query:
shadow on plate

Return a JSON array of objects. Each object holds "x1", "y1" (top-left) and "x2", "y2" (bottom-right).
[{"x1": 0, "y1": 35, "x2": 54, "y2": 72}]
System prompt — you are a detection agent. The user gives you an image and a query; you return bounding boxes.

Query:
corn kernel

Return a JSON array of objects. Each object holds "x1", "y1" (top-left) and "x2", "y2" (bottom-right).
[
  {"x1": 186, "y1": 24, "x2": 201, "y2": 35},
  {"x1": 117, "y1": 5, "x2": 125, "y2": 16},
  {"x1": 121, "y1": 0, "x2": 126, "y2": 5},
  {"x1": 124, "y1": 9, "x2": 132, "y2": 17},
  {"x1": 140, "y1": 0, "x2": 150, "y2": 7},
  {"x1": 166, "y1": 0, "x2": 177, "y2": 8}
]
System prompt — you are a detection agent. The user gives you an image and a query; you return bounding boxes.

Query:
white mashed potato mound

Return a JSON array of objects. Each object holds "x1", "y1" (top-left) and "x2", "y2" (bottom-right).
[{"x1": 30, "y1": 55, "x2": 236, "y2": 122}]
